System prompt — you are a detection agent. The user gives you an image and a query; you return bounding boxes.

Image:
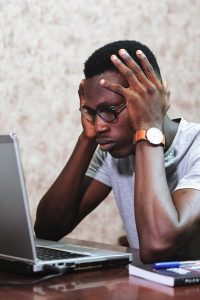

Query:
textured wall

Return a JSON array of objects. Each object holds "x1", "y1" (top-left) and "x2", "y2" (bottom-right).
[{"x1": 0, "y1": 0, "x2": 199, "y2": 245}]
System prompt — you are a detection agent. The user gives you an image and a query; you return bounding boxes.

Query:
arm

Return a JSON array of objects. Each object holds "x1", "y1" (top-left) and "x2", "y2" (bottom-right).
[
  {"x1": 34, "y1": 81, "x2": 111, "y2": 241},
  {"x1": 135, "y1": 144, "x2": 200, "y2": 262},
  {"x1": 100, "y1": 49, "x2": 200, "y2": 262}
]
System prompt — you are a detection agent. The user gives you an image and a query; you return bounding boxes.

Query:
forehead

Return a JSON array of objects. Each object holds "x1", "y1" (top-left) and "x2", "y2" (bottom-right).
[{"x1": 83, "y1": 71, "x2": 128, "y2": 106}]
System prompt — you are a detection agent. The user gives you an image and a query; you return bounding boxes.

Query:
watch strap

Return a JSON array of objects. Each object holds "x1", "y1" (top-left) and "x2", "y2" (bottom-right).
[{"x1": 134, "y1": 129, "x2": 165, "y2": 148}]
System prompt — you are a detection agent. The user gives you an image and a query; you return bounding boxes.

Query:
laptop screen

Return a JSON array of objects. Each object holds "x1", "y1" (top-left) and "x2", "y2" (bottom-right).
[{"x1": 0, "y1": 134, "x2": 36, "y2": 262}]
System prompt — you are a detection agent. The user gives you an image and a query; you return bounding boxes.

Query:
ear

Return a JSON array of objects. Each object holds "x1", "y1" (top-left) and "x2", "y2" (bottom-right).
[{"x1": 78, "y1": 79, "x2": 85, "y2": 104}]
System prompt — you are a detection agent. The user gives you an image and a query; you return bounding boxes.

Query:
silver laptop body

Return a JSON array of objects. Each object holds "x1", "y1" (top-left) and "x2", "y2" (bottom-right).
[{"x1": 0, "y1": 133, "x2": 133, "y2": 274}]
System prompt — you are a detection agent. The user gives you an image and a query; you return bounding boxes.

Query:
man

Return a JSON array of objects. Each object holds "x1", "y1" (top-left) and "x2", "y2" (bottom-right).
[{"x1": 34, "y1": 40, "x2": 200, "y2": 263}]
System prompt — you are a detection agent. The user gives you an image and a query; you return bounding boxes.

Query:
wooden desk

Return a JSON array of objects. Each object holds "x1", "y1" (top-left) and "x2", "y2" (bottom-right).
[{"x1": 0, "y1": 238, "x2": 200, "y2": 300}]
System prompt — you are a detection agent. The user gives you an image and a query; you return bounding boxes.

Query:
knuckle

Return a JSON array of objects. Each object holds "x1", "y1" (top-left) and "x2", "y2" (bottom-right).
[
  {"x1": 146, "y1": 64, "x2": 154, "y2": 73},
  {"x1": 132, "y1": 65, "x2": 141, "y2": 74},
  {"x1": 147, "y1": 85, "x2": 156, "y2": 94},
  {"x1": 124, "y1": 54, "x2": 132, "y2": 62},
  {"x1": 140, "y1": 86, "x2": 147, "y2": 96},
  {"x1": 125, "y1": 69, "x2": 134, "y2": 78}
]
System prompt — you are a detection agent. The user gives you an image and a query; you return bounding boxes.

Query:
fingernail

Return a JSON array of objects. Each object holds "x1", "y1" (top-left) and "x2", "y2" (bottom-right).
[
  {"x1": 136, "y1": 50, "x2": 144, "y2": 56},
  {"x1": 111, "y1": 54, "x2": 118, "y2": 61},
  {"x1": 99, "y1": 79, "x2": 105, "y2": 85},
  {"x1": 119, "y1": 49, "x2": 126, "y2": 56}
]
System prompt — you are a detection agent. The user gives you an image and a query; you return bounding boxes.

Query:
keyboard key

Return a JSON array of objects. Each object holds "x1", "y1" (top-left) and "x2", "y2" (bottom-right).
[{"x1": 36, "y1": 246, "x2": 88, "y2": 261}]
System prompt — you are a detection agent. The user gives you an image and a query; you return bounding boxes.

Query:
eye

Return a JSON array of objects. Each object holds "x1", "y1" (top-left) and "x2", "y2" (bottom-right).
[
  {"x1": 98, "y1": 106, "x2": 114, "y2": 114},
  {"x1": 83, "y1": 106, "x2": 95, "y2": 115}
]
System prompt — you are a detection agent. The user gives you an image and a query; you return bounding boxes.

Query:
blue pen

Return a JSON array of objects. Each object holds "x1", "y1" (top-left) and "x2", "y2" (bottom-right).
[{"x1": 153, "y1": 260, "x2": 200, "y2": 269}]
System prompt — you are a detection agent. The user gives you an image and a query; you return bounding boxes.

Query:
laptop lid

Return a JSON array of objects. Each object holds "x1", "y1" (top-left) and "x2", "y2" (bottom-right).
[
  {"x1": 0, "y1": 134, "x2": 37, "y2": 263},
  {"x1": 0, "y1": 133, "x2": 133, "y2": 274}
]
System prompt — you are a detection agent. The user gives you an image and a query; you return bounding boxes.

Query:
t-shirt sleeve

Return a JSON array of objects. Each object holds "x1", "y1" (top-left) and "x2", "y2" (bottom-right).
[
  {"x1": 174, "y1": 154, "x2": 200, "y2": 191},
  {"x1": 86, "y1": 147, "x2": 112, "y2": 187}
]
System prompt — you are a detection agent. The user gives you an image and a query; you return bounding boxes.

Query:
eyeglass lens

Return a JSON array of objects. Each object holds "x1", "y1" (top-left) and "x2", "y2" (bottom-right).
[{"x1": 80, "y1": 103, "x2": 126, "y2": 123}]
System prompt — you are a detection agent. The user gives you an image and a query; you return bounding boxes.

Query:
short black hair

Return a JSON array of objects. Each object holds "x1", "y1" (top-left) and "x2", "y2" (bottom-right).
[{"x1": 84, "y1": 40, "x2": 162, "y2": 80}]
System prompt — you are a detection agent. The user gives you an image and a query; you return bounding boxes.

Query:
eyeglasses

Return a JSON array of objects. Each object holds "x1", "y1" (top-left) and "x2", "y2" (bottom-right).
[{"x1": 79, "y1": 103, "x2": 127, "y2": 123}]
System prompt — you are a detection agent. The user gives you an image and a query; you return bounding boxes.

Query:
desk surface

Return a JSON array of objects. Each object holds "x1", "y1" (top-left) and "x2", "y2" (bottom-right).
[{"x1": 0, "y1": 238, "x2": 200, "y2": 300}]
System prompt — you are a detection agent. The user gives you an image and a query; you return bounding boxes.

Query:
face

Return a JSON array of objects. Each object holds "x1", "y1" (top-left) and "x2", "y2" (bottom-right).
[{"x1": 83, "y1": 71, "x2": 135, "y2": 158}]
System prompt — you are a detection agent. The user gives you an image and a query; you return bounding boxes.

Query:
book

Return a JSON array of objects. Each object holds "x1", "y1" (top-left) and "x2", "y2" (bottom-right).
[
  {"x1": 129, "y1": 275, "x2": 200, "y2": 297},
  {"x1": 129, "y1": 261, "x2": 200, "y2": 287}
]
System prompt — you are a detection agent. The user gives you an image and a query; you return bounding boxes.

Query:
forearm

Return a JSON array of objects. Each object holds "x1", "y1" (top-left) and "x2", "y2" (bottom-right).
[
  {"x1": 34, "y1": 132, "x2": 97, "y2": 240},
  {"x1": 134, "y1": 142, "x2": 182, "y2": 262}
]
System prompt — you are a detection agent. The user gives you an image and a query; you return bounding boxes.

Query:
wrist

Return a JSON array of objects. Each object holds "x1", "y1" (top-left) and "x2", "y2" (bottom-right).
[{"x1": 134, "y1": 128, "x2": 165, "y2": 148}]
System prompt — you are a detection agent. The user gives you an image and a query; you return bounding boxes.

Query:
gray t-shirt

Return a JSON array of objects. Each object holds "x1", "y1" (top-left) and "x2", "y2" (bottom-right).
[{"x1": 86, "y1": 119, "x2": 200, "y2": 255}]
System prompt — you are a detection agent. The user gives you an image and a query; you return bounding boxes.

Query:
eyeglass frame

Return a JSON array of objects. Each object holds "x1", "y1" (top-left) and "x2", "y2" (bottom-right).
[{"x1": 79, "y1": 103, "x2": 127, "y2": 123}]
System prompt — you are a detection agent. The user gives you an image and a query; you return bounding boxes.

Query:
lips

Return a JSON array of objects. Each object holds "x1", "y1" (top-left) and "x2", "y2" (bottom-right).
[{"x1": 95, "y1": 138, "x2": 116, "y2": 151}]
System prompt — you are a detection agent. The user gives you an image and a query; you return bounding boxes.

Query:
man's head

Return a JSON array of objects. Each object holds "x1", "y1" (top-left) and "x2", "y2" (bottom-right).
[
  {"x1": 84, "y1": 40, "x2": 162, "y2": 80},
  {"x1": 81, "y1": 40, "x2": 162, "y2": 158}
]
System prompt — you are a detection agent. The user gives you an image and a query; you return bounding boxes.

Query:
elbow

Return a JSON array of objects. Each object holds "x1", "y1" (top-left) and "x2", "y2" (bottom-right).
[
  {"x1": 34, "y1": 221, "x2": 70, "y2": 241},
  {"x1": 34, "y1": 198, "x2": 80, "y2": 241},
  {"x1": 139, "y1": 232, "x2": 181, "y2": 264},
  {"x1": 139, "y1": 244, "x2": 173, "y2": 264},
  {"x1": 138, "y1": 218, "x2": 198, "y2": 263},
  {"x1": 34, "y1": 220, "x2": 53, "y2": 240},
  {"x1": 34, "y1": 220, "x2": 59, "y2": 241},
  {"x1": 34, "y1": 214, "x2": 76, "y2": 241},
  {"x1": 139, "y1": 243, "x2": 161, "y2": 264},
  {"x1": 34, "y1": 204, "x2": 66, "y2": 241},
  {"x1": 139, "y1": 246, "x2": 165, "y2": 264}
]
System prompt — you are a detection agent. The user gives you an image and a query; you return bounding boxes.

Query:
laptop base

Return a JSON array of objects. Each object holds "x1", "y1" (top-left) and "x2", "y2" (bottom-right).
[{"x1": 0, "y1": 257, "x2": 130, "y2": 275}]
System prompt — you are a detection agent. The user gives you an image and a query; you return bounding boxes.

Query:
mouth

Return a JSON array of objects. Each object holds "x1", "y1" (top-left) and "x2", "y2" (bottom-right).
[{"x1": 95, "y1": 138, "x2": 116, "y2": 151}]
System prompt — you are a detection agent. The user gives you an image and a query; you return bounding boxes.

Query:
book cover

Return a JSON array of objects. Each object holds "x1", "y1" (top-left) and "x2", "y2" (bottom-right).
[{"x1": 129, "y1": 262, "x2": 200, "y2": 287}]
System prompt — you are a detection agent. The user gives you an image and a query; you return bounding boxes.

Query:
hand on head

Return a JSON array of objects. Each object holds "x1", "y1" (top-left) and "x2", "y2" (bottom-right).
[{"x1": 100, "y1": 49, "x2": 170, "y2": 131}]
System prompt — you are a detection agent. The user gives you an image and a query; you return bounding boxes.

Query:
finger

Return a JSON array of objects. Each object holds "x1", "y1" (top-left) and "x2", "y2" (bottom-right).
[
  {"x1": 110, "y1": 54, "x2": 143, "y2": 89},
  {"x1": 118, "y1": 49, "x2": 151, "y2": 87},
  {"x1": 99, "y1": 78, "x2": 138, "y2": 105},
  {"x1": 136, "y1": 50, "x2": 162, "y2": 90},
  {"x1": 99, "y1": 78, "x2": 127, "y2": 97}
]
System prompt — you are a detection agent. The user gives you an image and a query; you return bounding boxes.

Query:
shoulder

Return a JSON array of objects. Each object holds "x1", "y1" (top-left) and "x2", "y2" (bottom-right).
[
  {"x1": 173, "y1": 118, "x2": 200, "y2": 147},
  {"x1": 178, "y1": 118, "x2": 200, "y2": 136},
  {"x1": 165, "y1": 118, "x2": 200, "y2": 168}
]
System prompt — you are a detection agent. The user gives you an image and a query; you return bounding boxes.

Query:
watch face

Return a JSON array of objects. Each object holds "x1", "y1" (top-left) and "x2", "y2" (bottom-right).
[{"x1": 146, "y1": 128, "x2": 163, "y2": 145}]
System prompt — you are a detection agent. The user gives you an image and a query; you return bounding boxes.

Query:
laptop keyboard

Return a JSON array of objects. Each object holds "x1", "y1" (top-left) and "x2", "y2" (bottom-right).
[{"x1": 36, "y1": 246, "x2": 89, "y2": 261}]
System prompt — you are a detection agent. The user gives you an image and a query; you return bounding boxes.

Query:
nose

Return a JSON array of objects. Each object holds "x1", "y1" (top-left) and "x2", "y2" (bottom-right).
[{"x1": 94, "y1": 115, "x2": 109, "y2": 134}]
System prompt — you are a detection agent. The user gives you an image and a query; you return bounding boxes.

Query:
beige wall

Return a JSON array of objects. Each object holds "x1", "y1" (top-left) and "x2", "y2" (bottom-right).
[{"x1": 0, "y1": 0, "x2": 199, "y2": 245}]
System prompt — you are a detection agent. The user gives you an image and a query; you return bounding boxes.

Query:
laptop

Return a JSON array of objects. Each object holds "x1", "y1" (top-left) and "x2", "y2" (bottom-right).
[{"x1": 0, "y1": 133, "x2": 133, "y2": 274}]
